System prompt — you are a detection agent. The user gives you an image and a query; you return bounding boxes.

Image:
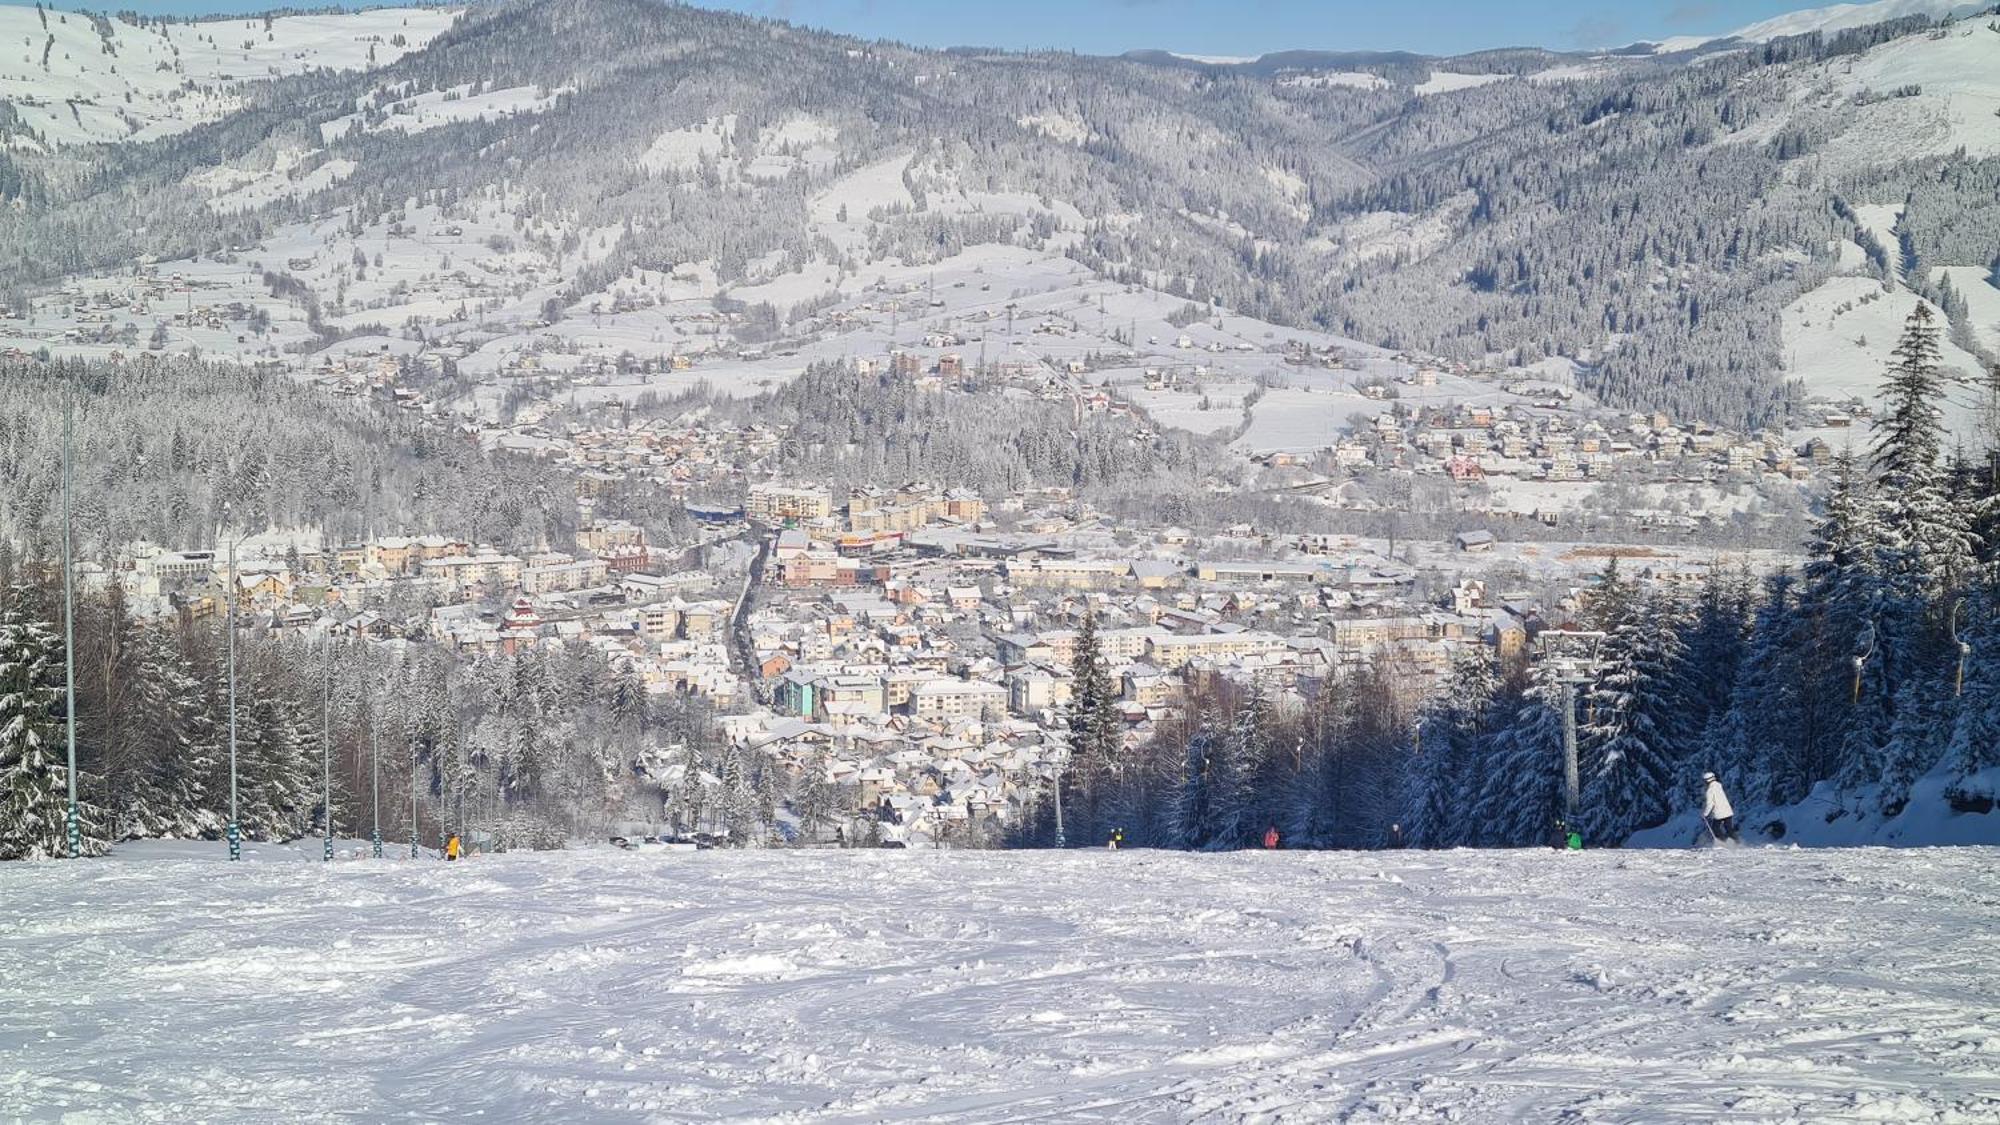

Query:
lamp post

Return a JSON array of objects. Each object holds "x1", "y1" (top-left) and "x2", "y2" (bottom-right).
[
  {"x1": 224, "y1": 502, "x2": 241, "y2": 862},
  {"x1": 371, "y1": 721, "x2": 382, "y2": 860},
  {"x1": 322, "y1": 639, "x2": 333, "y2": 863},
  {"x1": 1949, "y1": 601, "x2": 1970, "y2": 699},
  {"x1": 61, "y1": 372, "x2": 79, "y2": 858},
  {"x1": 1050, "y1": 745, "x2": 1068, "y2": 849},
  {"x1": 1851, "y1": 622, "x2": 1877, "y2": 706},
  {"x1": 409, "y1": 724, "x2": 419, "y2": 860}
]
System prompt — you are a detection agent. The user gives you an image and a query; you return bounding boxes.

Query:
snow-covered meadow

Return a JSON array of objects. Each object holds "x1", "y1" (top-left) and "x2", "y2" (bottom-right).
[{"x1": 5, "y1": 843, "x2": 1998, "y2": 1122}]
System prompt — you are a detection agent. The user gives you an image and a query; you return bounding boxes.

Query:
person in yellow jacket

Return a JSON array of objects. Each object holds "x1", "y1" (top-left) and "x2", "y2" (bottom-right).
[{"x1": 446, "y1": 834, "x2": 463, "y2": 862}]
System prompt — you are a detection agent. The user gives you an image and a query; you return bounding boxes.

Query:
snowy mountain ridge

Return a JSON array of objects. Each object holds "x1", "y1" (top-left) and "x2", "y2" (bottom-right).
[
  {"x1": 0, "y1": 0, "x2": 1996, "y2": 434},
  {"x1": 1649, "y1": 0, "x2": 1984, "y2": 53},
  {"x1": 1728, "y1": 0, "x2": 1984, "y2": 43}
]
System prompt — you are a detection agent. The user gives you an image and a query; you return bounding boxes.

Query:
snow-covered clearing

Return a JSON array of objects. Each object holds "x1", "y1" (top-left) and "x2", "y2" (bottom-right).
[
  {"x1": 1233, "y1": 387, "x2": 1356, "y2": 453},
  {"x1": 321, "y1": 82, "x2": 570, "y2": 141},
  {"x1": 1413, "y1": 70, "x2": 1511, "y2": 97},
  {"x1": 0, "y1": 6, "x2": 453, "y2": 150},
  {"x1": 1017, "y1": 111, "x2": 1090, "y2": 145},
  {"x1": 5, "y1": 843, "x2": 1996, "y2": 1122},
  {"x1": 1781, "y1": 276, "x2": 1988, "y2": 438},
  {"x1": 1315, "y1": 193, "x2": 1476, "y2": 270},
  {"x1": 1937, "y1": 265, "x2": 2000, "y2": 355},
  {"x1": 1527, "y1": 63, "x2": 1619, "y2": 84},
  {"x1": 1277, "y1": 71, "x2": 1389, "y2": 92}
]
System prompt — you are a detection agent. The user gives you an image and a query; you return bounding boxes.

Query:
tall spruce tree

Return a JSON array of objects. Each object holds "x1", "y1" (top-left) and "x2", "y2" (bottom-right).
[
  {"x1": 0, "y1": 592, "x2": 104, "y2": 858},
  {"x1": 1581, "y1": 589, "x2": 1691, "y2": 844},
  {"x1": 117, "y1": 621, "x2": 222, "y2": 839},
  {"x1": 1405, "y1": 646, "x2": 1497, "y2": 848},
  {"x1": 1167, "y1": 707, "x2": 1221, "y2": 850},
  {"x1": 1468, "y1": 670, "x2": 1568, "y2": 847},
  {"x1": 1059, "y1": 605, "x2": 1123, "y2": 844},
  {"x1": 1871, "y1": 305, "x2": 1976, "y2": 599}
]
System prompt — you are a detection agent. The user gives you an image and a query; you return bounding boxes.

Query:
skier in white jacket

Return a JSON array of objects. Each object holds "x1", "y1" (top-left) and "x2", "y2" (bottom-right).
[{"x1": 1701, "y1": 772, "x2": 1738, "y2": 842}]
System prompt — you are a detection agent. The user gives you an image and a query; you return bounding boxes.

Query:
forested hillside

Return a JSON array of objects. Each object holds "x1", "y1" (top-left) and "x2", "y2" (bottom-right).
[
  {"x1": 0, "y1": 361, "x2": 576, "y2": 557},
  {"x1": 3, "y1": 0, "x2": 1997, "y2": 428},
  {"x1": 0, "y1": 562, "x2": 769, "y2": 858}
]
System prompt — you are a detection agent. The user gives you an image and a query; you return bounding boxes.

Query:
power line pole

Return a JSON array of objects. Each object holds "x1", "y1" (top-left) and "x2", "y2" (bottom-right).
[{"x1": 61, "y1": 371, "x2": 80, "y2": 859}]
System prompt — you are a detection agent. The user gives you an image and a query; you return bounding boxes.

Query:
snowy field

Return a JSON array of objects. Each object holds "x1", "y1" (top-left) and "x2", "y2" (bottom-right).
[{"x1": 5, "y1": 844, "x2": 1999, "y2": 1123}]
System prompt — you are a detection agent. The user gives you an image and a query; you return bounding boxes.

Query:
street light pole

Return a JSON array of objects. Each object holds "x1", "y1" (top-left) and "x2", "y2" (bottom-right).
[
  {"x1": 1051, "y1": 752, "x2": 1067, "y2": 849},
  {"x1": 225, "y1": 503, "x2": 240, "y2": 862},
  {"x1": 61, "y1": 372, "x2": 79, "y2": 859},
  {"x1": 371, "y1": 722, "x2": 382, "y2": 860},
  {"x1": 322, "y1": 639, "x2": 333, "y2": 863},
  {"x1": 1851, "y1": 623, "x2": 1877, "y2": 706},
  {"x1": 1949, "y1": 601, "x2": 1970, "y2": 699}
]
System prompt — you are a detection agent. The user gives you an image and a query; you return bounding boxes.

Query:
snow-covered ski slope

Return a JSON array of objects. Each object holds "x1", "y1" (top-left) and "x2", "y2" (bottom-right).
[{"x1": 5, "y1": 843, "x2": 1997, "y2": 1122}]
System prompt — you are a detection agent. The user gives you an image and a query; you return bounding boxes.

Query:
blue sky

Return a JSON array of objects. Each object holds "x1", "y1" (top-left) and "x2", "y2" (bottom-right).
[{"x1": 112, "y1": 0, "x2": 1826, "y2": 56}]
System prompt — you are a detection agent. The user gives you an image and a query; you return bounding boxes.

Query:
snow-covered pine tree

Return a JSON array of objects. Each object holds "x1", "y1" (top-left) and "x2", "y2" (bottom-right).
[
  {"x1": 1844, "y1": 305, "x2": 1979, "y2": 805},
  {"x1": 0, "y1": 593, "x2": 77, "y2": 859},
  {"x1": 1871, "y1": 305, "x2": 1977, "y2": 600},
  {"x1": 1404, "y1": 645, "x2": 1497, "y2": 848},
  {"x1": 117, "y1": 620, "x2": 222, "y2": 839},
  {"x1": 1942, "y1": 581, "x2": 1999, "y2": 785},
  {"x1": 1680, "y1": 565, "x2": 1754, "y2": 763},
  {"x1": 1166, "y1": 707, "x2": 1220, "y2": 850},
  {"x1": 1290, "y1": 661, "x2": 1380, "y2": 847},
  {"x1": 1207, "y1": 688, "x2": 1271, "y2": 849},
  {"x1": 792, "y1": 750, "x2": 838, "y2": 844},
  {"x1": 1581, "y1": 589, "x2": 1691, "y2": 844},
  {"x1": 1726, "y1": 572, "x2": 1814, "y2": 808},
  {"x1": 1467, "y1": 669, "x2": 1568, "y2": 848},
  {"x1": 1059, "y1": 605, "x2": 1122, "y2": 843},
  {"x1": 236, "y1": 656, "x2": 315, "y2": 841},
  {"x1": 717, "y1": 742, "x2": 756, "y2": 845},
  {"x1": 1796, "y1": 451, "x2": 1885, "y2": 794}
]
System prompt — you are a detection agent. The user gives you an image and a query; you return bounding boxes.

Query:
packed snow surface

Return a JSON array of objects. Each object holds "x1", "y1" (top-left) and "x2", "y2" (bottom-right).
[{"x1": 5, "y1": 843, "x2": 1998, "y2": 1122}]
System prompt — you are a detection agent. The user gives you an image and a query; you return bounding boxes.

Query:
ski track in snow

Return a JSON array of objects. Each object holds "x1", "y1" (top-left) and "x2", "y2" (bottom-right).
[{"x1": 2, "y1": 843, "x2": 1998, "y2": 1123}]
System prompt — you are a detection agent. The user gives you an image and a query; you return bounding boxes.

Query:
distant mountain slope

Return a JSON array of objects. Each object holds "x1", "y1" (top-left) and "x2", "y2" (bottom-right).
[
  {"x1": 0, "y1": 0, "x2": 1994, "y2": 431},
  {"x1": 1731, "y1": 0, "x2": 1982, "y2": 42},
  {"x1": 0, "y1": 6, "x2": 454, "y2": 150},
  {"x1": 1651, "y1": 0, "x2": 1986, "y2": 52}
]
